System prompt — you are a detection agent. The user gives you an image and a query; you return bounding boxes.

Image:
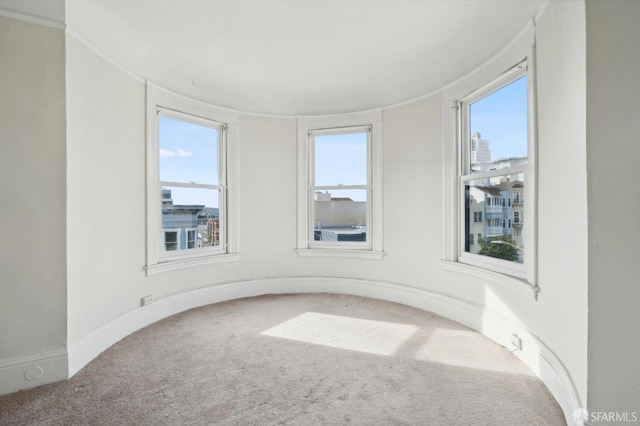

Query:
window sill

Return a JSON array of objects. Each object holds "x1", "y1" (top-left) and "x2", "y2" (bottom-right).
[
  {"x1": 297, "y1": 248, "x2": 385, "y2": 260},
  {"x1": 441, "y1": 260, "x2": 539, "y2": 300},
  {"x1": 146, "y1": 253, "x2": 240, "y2": 276}
]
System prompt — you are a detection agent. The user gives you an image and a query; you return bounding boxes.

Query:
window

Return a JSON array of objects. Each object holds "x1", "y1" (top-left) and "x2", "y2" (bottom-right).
[
  {"x1": 186, "y1": 229, "x2": 197, "y2": 249},
  {"x1": 441, "y1": 31, "x2": 538, "y2": 297},
  {"x1": 297, "y1": 111, "x2": 383, "y2": 259},
  {"x1": 146, "y1": 83, "x2": 239, "y2": 274},
  {"x1": 459, "y1": 63, "x2": 531, "y2": 278},
  {"x1": 513, "y1": 192, "x2": 522, "y2": 204},
  {"x1": 164, "y1": 231, "x2": 178, "y2": 251},
  {"x1": 158, "y1": 112, "x2": 224, "y2": 257},
  {"x1": 311, "y1": 128, "x2": 369, "y2": 247}
]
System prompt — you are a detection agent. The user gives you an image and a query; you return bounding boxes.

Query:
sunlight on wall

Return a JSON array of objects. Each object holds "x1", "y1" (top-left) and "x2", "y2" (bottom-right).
[
  {"x1": 482, "y1": 287, "x2": 541, "y2": 377},
  {"x1": 262, "y1": 312, "x2": 417, "y2": 356},
  {"x1": 414, "y1": 328, "x2": 534, "y2": 375}
]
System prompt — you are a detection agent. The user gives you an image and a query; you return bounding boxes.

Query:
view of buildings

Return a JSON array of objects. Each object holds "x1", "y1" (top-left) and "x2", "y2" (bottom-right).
[
  {"x1": 313, "y1": 191, "x2": 367, "y2": 242},
  {"x1": 465, "y1": 133, "x2": 525, "y2": 262},
  {"x1": 161, "y1": 189, "x2": 220, "y2": 251}
]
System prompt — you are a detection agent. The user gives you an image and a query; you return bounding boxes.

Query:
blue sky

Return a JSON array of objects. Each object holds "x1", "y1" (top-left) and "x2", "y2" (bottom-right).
[
  {"x1": 470, "y1": 75, "x2": 528, "y2": 161},
  {"x1": 159, "y1": 115, "x2": 220, "y2": 207},
  {"x1": 314, "y1": 132, "x2": 367, "y2": 202}
]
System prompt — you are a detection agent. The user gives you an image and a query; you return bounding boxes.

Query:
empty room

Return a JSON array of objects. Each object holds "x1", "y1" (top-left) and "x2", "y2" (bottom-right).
[{"x1": 1, "y1": 1, "x2": 639, "y2": 425}]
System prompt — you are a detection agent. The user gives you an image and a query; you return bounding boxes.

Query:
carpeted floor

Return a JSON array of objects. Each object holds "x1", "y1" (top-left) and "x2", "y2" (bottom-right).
[{"x1": 0, "y1": 293, "x2": 565, "y2": 425}]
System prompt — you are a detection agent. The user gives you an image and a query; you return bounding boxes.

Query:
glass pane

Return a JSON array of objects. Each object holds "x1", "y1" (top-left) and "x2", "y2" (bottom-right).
[
  {"x1": 313, "y1": 189, "x2": 367, "y2": 243},
  {"x1": 314, "y1": 132, "x2": 367, "y2": 186},
  {"x1": 161, "y1": 187, "x2": 221, "y2": 251},
  {"x1": 469, "y1": 76, "x2": 527, "y2": 173},
  {"x1": 464, "y1": 173, "x2": 524, "y2": 263},
  {"x1": 159, "y1": 115, "x2": 219, "y2": 185}
]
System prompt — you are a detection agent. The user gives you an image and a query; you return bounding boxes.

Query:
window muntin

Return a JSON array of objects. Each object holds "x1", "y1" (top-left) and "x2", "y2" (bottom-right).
[
  {"x1": 308, "y1": 128, "x2": 371, "y2": 249},
  {"x1": 157, "y1": 110, "x2": 226, "y2": 260},
  {"x1": 459, "y1": 61, "x2": 531, "y2": 279}
]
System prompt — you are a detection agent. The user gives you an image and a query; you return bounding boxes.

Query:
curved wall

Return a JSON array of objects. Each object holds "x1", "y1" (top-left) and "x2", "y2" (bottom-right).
[{"x1": 2, "y1": 2, "x2": 590, "y2": 425}]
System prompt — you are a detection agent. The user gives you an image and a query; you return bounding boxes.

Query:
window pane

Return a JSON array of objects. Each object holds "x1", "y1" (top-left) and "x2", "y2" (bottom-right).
[
  {"x1": 313, "y1": 189, "x2": 367, "y2": 242},
  {"x1": 161, "y1": 186, "x2": 221, "y2": 251},
  {"x1": 464, "y1": 173, "x2": 524, "y2": 263},
  {"x1": 314, "y1": 132, "x2": 367, "y2": 186},
  {"x1": 469, "y1": 76, "x2": 527, "y2": 173},
  {"x1": 159, "y1": 115, "x2": 219, "y2": 185},
  {"x1": 164, "y1": 231, "x2": 178, "y2": 251}
]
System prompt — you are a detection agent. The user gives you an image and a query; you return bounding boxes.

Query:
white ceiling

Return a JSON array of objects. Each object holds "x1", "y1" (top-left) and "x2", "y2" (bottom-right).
[{"x1": 65, "y1": 0, "x2": 546, "y2": 116}]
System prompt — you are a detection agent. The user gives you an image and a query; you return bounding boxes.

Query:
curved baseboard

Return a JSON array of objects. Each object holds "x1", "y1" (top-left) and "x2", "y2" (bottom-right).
[{"x1": 63, "y1": 276, "x2": 580, "y2": 424}]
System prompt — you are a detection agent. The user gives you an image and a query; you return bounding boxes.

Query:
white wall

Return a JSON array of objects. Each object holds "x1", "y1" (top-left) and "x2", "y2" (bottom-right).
[
  {"x1": 586, "y1": 0, "x2": 640, "y2": 415},
  {"x1": 0, "y1": 15, "x2": 67, "y2": 383},
  {"x1": 535, "y1": 0, "x2": 588, "y2": 406},
  {"x1": 65, "y1": 35, "x2": 146, "y2": 343}
]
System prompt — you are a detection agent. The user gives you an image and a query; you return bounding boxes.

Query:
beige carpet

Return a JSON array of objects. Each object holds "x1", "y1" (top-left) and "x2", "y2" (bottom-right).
[{"x1": 0, "y1": 293, "x2": 565, "y2": 425}]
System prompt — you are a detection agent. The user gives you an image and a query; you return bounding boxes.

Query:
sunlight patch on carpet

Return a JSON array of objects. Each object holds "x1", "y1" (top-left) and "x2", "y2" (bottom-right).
[
  {"x1": 413, "y1": 328, "x2": 531, "y2": 375},
  {"x1": 262, "y1": 312, "x2": 418, "y2": 356}
]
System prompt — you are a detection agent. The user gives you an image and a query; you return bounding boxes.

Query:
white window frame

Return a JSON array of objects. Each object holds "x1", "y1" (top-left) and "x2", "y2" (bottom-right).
[
  {"x1": 145, "y1": 83, "x2": 239, "y2": 275},
  {"x1": 186, "y1": 227, "x2": 197, "y2": 249},
  {"x1": 157, "y1": 108, "x2": 227, "y2": 259},
  {"x1": 163, "y1": 229, "x2": 179, "y2": 252},
  {"x1": 441, "y1": 23, "x2": 539, "y2": 299},
  {"x1": 297, "y1": 111, "x2": 384, "y2": 260},
  {"x1": 513, "y1": 211, "x2": 522, "y2": 224}
]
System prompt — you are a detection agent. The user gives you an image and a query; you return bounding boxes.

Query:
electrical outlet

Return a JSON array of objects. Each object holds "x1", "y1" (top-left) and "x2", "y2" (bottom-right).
[
  {"x1": 511, "y1": 333, "x2": 522, "y2": 350},
  {"x1": 141, "y1": 295, "x2": 153, "y2": 306}
]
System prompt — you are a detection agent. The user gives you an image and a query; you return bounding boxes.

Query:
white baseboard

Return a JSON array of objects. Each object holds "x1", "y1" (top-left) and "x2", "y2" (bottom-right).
[
  {"x1": 55, "y1": 277, "x2": 582, "y2": 425},
  {"x1": 0, "y1": 349, "x2": 68, "y2": 396}
]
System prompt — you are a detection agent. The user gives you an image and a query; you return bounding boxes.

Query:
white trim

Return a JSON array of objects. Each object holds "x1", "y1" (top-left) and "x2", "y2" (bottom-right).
[
  {"x1": 296, "y1": 249, "x2": 385, "y2": 260},
  {"x1": 148, "y1": 82, "x2": 239, "y2": 125},
  {"x1": 144, "y1": 253, "x2": 240, "y2": 276},
  {"x1": 441, "y1": 260, "x2": 539, "y2": 300},
  {"x1": 0, "y1": 349, "x2": 68, "y2": 396},
  {"x1": 442, "y1": 22, "x2": 535, "y2": 102},
  {"x1": 64, "y1": 276, "x2": 580, "y2": 425},
  {"x1": 65, "y1": 28, "x2": 145, "y2": 83},
  {"x1": 297, "y1": 110, "x2": 384, "y2": 255},
  {"x1": 0, "y1": 7, "x2": 64, "y2": 30},
  {"x1": 442, "y1": 21, "x2": 538, "y2": 297},
  {"x1": 146, "y1": 83, "x2": 239, "y2": 275}
]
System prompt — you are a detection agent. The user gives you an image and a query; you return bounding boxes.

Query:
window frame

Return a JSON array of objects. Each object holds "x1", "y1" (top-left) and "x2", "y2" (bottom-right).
[
  {"x1": 297, "y1": 111, "x2": 384, "y2": 260},
  {"x1": 441, "y1": 23, "x2": 539, "y2": 299},
  {"x1": 163, "y1": 229, "x2": 179, "y2": 252},
  {"x1": 308, "y1": 126, "x2": 371, "y2": 251},
  {"x1": 145, "y1": 83, "x2": 239, "y2": 275},
  {"x1": 156, "y1": 108, "x2": 227, "y2": 261},
  {"x1": 458, "y1": 63, "x2": 534, "y2": 280}
]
